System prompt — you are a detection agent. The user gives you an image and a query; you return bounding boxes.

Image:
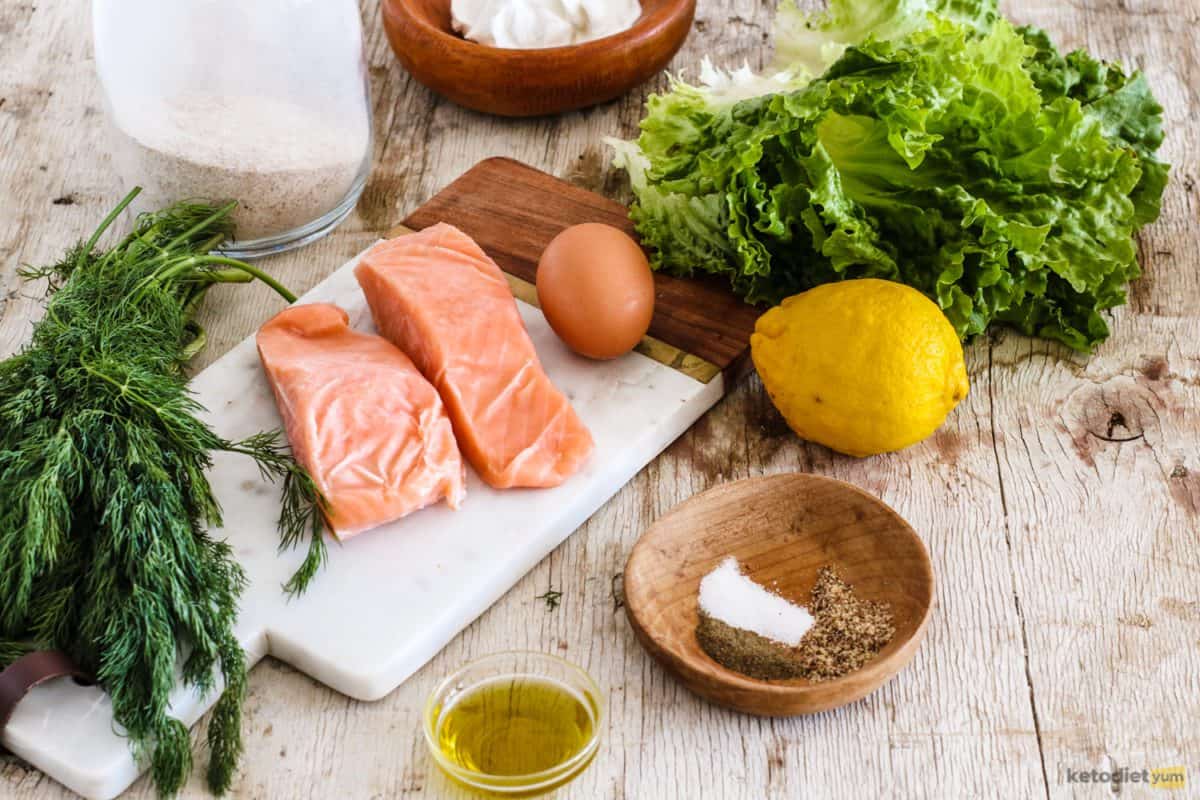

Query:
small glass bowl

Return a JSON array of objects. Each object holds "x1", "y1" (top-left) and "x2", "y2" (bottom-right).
[{"x1": 423, "y1": 652, "x2": 603, "y2": 797}]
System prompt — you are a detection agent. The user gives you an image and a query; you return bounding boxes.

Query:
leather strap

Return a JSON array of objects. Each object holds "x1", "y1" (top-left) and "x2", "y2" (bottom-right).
[{"x1": 0, "y1": 651, "x2": 89, "y2": 748}]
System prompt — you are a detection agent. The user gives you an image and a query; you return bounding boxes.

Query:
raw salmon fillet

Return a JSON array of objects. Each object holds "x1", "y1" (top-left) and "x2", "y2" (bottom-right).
[
  {"x1": 256, "y1": 303, "x2": 466, "y2": 538},
  {"x1": 355, "y1": 223, "x2": 594, "y2": 489}
]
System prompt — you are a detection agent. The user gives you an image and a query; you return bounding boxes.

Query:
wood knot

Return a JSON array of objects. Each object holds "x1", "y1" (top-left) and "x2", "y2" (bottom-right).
[
  {"x1": 1097, "y1": 410, "x2": 1142, "y2": 443},
  {"x1": 1063, "y1": 378, "x2": 1157, "y2": 465},
  {"x1": 1081, "y1": 402, "x2": 1145, "y2": 444}
]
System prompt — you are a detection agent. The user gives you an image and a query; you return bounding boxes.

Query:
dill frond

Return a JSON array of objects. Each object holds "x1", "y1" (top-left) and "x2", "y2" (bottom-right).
[{"x1": 0, "y1": 190, "x2": 325, "y2": 797}]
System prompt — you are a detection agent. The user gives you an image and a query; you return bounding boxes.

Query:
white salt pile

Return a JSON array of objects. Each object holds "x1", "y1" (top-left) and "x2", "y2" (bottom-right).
[{"x1": 697, "y1": 557, "x2": 814, "y2": 646}]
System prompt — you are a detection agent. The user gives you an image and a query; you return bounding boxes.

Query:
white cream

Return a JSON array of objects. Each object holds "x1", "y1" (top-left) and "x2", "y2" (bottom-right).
[
  {"x1": 698, "y1": 557, "x2": 815, "y2": 646},
  {"x1": 451, "y1": 0, "x2": 642, "y2": 50}
]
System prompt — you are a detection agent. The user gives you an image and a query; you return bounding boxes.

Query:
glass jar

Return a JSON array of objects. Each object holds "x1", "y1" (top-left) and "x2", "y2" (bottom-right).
[{"x1": 93, "y1": 0, "x2": 372, "y2": 258}]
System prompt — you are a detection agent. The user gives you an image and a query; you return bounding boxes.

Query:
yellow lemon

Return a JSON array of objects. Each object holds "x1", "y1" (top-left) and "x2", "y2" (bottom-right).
[{"x1": 750, "y1": 279, "x2": 969, "y2": 457}]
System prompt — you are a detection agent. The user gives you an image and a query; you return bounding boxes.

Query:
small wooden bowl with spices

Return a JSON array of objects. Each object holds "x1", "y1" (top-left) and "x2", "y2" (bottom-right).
[{"x1": 623, "y1": 473, "x2": 934, "y2": 716}]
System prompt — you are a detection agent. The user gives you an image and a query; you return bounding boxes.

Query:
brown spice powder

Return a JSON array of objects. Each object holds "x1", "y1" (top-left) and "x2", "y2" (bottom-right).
[{"x1": 696, "y1": 567, "x2": 895, "y2": 682}]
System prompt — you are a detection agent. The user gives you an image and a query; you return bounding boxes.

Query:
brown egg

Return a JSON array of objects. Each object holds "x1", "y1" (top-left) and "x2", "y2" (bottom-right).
[{"x1": 536, "y1": 223, "x2": 655, "y2": 360}]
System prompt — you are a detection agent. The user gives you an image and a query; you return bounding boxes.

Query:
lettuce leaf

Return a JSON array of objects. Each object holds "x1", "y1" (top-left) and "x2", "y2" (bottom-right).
[
  {"x1": 774, "y1": 0, "x2": 997, "y2": 73},
  {"x1": 1018, "y1": 25, "x2": 1168, "y2": 226},
  {"x1": 610, "y1": 0, "x2": 1168, "y2": 350}
]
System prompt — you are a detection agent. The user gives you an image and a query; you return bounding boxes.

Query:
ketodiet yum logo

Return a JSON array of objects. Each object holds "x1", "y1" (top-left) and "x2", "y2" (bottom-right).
[{"x1": 1062, "y1": 765, "x2": 1187, "y2": 790}]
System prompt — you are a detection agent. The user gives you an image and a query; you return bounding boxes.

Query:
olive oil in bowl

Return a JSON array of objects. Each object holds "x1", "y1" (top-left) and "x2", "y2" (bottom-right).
[{"x1": 424, "y1": 653, "x2": 602, "y2": 797}]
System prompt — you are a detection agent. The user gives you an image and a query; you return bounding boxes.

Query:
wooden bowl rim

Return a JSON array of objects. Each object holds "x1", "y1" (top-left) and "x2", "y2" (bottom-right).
[
  {"x1": 624, "y1": 473, "x2": 935, "y2": 702},
  {"x1": 383, "y1": 0, "x2": 695, "y2": 60}
]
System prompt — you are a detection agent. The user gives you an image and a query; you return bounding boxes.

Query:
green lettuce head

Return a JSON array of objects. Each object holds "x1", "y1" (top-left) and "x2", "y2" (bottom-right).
[{"x1": 610, "y1": 0, "x2": 1168, "y2": 351}]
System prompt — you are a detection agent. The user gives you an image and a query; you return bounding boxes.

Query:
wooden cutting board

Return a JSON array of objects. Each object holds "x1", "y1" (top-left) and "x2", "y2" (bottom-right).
[
  {"x1": 402, "y1": 157, "x2": 761, "y2": 384},
  {"x1": 1, "y1": 158, "x2": 759, "y2": 800}
]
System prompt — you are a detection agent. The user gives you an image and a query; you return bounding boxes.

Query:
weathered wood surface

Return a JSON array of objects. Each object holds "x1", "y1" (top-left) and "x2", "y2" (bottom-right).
[{"x1": 1, "y1": 0, "x2": 1196, "y2": 797}]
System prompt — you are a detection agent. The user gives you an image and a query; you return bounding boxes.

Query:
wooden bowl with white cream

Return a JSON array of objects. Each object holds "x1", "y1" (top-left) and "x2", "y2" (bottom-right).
[
  {"x1": 380, "y1": 0, "x2": 696, "y2": 117},
  {"x1": 623, "y1": 473, "x2": 935, "y2": 716}
]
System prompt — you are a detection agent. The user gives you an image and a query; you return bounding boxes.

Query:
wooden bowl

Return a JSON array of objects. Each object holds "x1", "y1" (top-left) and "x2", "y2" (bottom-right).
[
  {"x1": 623, "y1": 474, "x2": 934, "y2": 716},
  {"x1": 380, "y1": 0, "x2": 696, "y2": 117}
]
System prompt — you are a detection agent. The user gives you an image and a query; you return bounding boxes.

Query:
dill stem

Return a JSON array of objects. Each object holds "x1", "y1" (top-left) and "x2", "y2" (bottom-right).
[
  {"x1": 160, "y1": 201, "x2": 240, "y2": 257},
  {"x1": 81, "y1": 362, "x2": 144, "y2": 407},
  {"x1": 188, "y1": 257, "x2": 298, "y2": 303},
  {"x1": 150, "y1": 256, "x2": 297, "y2": 304},
  {"x1": 132, "y1": 202, "x2": 239, "y2": 277},
  {"x1": 197, "y1": 231, "x2": 227, "y2": 254},
  {"x1": 202, "y1": 268, "x2": 255, "y2": 284},
  {"x1": 77, "y1": 187, "x2": 141, "y2": 270}
]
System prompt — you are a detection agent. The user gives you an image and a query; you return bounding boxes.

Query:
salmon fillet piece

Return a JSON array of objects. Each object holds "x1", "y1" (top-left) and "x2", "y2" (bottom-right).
[
  {"x1": 355, "y1": 223, "x2": 594, "y2": 489},
  {"x1": 256, "y1": 303, "x2": 466, "y2": 538}
]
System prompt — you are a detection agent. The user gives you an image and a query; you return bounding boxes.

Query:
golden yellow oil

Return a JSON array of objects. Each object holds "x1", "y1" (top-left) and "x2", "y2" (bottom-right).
[{"x1": 435, "y1": 675, "x2": 596, "y2": 787}]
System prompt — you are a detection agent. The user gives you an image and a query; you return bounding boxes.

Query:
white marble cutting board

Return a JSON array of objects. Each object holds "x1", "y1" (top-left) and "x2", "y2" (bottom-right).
[{"x1": 0, "y1": 247, "x2": 724, "y2": 800}]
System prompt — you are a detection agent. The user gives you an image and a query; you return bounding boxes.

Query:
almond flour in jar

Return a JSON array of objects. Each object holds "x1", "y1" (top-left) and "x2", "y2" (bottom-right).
[
  {"x1": 109, "y1": 93, "x2": 369, "y2": 245},
  {"x1": 94, "y1": 0, "x2": 372, "y2": 256}
]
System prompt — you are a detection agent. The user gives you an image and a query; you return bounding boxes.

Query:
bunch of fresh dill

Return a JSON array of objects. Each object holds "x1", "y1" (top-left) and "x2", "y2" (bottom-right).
[{"x1": 0, "y1": 190, "x2": 325, "y2": 796}]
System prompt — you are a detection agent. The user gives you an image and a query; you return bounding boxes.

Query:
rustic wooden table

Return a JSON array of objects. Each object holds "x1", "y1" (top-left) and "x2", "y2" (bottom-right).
[{"x1": 2, "y1": 0, "x2": 1197, "y2": 797}]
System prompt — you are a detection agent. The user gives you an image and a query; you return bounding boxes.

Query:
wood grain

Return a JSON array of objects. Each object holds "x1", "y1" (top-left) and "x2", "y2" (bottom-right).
[
  {"x1": 0, "y1": 0, "x2": 1197, "y2": 797},
  {"x1": 402, "y1": 158, "x2": 762, "y2": 384},
  {"x1": 380, "y1": 0, "x2": 696, "y2": 117},
  {"x1": 623, "y1": 474, "x2": 934, "y2": 716}
]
